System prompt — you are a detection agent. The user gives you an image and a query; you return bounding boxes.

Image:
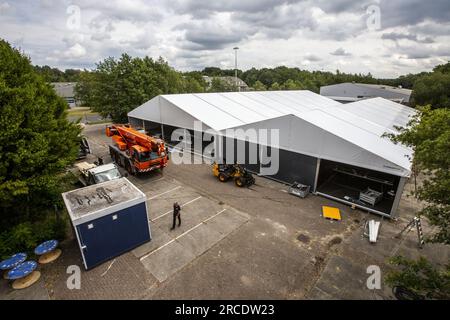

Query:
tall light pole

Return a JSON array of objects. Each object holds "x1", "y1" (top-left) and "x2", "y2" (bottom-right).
[{"x1": 233, "y1": 47, "x2": 239, "y2": 92}]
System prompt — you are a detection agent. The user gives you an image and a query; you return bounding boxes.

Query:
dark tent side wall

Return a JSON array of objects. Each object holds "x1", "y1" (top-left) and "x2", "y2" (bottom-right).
[
  {"x1": 128, "y1": 116, "x2": 407, "y2": 218},
  {"x1": 218, "y1": 137, "x2": 318, "y2": 187}
]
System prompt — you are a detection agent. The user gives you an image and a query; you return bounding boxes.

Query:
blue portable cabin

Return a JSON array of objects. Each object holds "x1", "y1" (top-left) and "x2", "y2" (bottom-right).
[{"x1": 62, "y1": 178, "x2": 151, "y2": 270}]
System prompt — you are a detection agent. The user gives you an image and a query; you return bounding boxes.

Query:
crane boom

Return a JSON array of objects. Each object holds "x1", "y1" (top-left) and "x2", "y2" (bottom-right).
[{"x1": 115, "y1": 125, "x2": 164, "y2": 154}]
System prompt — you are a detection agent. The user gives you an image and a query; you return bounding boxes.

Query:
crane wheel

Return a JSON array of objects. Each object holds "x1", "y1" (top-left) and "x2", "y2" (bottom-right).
[
  {"x1": 125, "y1": 161, "x2": 134, "y2": 175},
  {"x1": 113, "y1": 154, "x2": 120, "y2": 165},
  {"x1": 218, "y1": 173, "x2": 228, "y2": 182}
]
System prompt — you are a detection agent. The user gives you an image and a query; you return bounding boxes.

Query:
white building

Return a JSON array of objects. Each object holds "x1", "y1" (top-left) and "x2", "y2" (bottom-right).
[
  {"x1": 51, "y1": 82, "x2": 80, "y2": 108},
  {"x1": 128, "y1": 91, "x2": 416, "y2": 218},
  {"x1": 320, "y1": 82, "x2": 413, "y2": 105}
]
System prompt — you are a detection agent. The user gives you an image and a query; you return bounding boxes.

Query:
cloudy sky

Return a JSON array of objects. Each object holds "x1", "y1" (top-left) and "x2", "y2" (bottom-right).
[{"x1": 1, "y1": 0, "x2": 449, "y2": 78}]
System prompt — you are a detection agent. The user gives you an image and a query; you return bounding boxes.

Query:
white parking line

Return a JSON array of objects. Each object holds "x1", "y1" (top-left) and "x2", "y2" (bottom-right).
[
  {"x1": 151, "y1": 196, "x2": 202, "y2": 221},
  {"x1": 140, "y1": 209, "x2": 227, "y2": 261},
  {"x1": 148, "y1": 186, "x2": 181, "y2": 200}
]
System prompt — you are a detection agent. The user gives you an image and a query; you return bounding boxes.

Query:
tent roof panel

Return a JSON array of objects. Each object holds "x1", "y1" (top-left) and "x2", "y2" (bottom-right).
[
  {"x1": 192, "y1": 93, "x2": 267, "y2": 125},
  {"x1": 338, "y1": 97, "x2": 416, "y2": 131},
  {"x1": 129, "y1": 91, "x2": 414, "y2": 173},
  {"x1": 220, "y1": 92, "x2": 284, "y2": 118},
  {"x1": 300, "y1": 110, "x2": 413, "y2": 171},
  {"x1": 161, "y1": 93, "x2": 244, "y2": 130}
]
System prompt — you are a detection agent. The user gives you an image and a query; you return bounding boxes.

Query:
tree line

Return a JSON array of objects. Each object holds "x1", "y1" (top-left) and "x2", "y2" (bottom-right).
[
  {"x1": 1, "y1": 40, "x2": 81, "y2": 258},
  {"x1": 35, "y1": 57, "x2": 450, "y2": 122}
]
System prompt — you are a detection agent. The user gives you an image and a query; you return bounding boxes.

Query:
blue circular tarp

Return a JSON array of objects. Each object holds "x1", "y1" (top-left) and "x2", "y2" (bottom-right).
[
  {"x1": 0, "y1": 253, "x2": 27, "y2": 270},
  {"x1": 7, "y1": 261, "x2": 37, "y2": 280},
  {"x1": 34, "y1": 240, "x2": 58, "y2": 255}
]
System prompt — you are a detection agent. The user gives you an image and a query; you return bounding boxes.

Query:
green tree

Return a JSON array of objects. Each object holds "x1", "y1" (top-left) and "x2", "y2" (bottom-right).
[
  {"x1": 389, "y1": 106, "x2": 450, "y2": 244},
  {"x1": 34, "y1": 65, "x2": 82, "y2": 82},
  {"x1": 208, "y1": 77, "x2": 235, "y2": 92},
  {"x1": 433, "y1": 61, "x2": 450, "y2": 74},
  {"x1": 412, "y1": 71, "x2": 450, "y2": 109},
  {"x1": 75, "y1": 54, "x2": 187, "y2": 122},
  {"x1": 270, "y1": 82, "x2": 281, "y2": 90},
  {"x1": 282, "y1": 79, "x2": 301, "y2": 90},
  {"x1": 252, "y1": 80, "x2": 266, "y2": 91},
  {"x1": 386, "y1": 256, "x2": 450, "y2": 299},
  {"x1": 182, "y1": 71, "x2": 207, "y2": 92},
  {"x1": 0, "y1": 40, "x2": 80, "y2": 229},
  {"x1": 385, "y1": 106, "x2": 450, "y2": 299},
  {"x1": 76, "y1": 54, "x2": 201, "y2": 123}
]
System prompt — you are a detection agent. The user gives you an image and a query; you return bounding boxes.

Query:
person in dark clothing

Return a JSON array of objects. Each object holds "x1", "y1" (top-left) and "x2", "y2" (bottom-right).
[{"x1": 171, "y1": 202, "x2": 181, "y2": 230}]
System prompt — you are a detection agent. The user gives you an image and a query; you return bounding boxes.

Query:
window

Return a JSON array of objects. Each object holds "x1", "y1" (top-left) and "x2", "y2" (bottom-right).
[
  {"x1": 138, "y1": 151, "x2": 161, "y2": 162},
  {"x1": 93, "y1": 168, "x2": 121, "y2": 183}
]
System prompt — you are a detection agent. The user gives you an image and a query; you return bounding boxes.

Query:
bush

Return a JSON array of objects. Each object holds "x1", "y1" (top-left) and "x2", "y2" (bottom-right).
[
  {"x1": 0, "y1": 213, "x2": 68, "y2": 260},
  {"x1": 386, "y1": 256, "x2": 450, "y2": 299}
]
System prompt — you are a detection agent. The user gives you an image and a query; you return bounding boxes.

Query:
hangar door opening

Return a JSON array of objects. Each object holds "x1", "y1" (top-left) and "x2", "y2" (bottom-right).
[{"x1": 316, "y1": 159, "x2": 401, "y2": 215}]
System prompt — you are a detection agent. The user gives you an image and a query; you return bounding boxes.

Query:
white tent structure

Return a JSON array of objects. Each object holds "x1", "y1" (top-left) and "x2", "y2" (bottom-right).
[{"x1": 128, "y1": 91, "x2": 416, "y2": 217}]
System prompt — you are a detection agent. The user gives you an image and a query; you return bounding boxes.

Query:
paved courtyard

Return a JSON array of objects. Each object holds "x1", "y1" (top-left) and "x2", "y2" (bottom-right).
[{"x1": 1, "y1": 123, "x2": 448, "y2": 300}]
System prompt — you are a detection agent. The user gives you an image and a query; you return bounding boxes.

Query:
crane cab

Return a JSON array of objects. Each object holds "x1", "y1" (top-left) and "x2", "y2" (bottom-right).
[{"x1": 106, "y1": 124, "x2": 168, "y2": 175}]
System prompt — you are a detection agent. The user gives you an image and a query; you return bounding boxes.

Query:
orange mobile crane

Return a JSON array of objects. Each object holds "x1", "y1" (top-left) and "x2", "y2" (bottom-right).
[{"x1": 106, "y1": 124, "x2": 168, "y2": 175}]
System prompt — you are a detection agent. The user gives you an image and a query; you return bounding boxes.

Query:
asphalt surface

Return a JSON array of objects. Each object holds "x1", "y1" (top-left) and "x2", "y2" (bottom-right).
[{"x1": 1, "y1": 123, "x2": 448, "y2": 300}]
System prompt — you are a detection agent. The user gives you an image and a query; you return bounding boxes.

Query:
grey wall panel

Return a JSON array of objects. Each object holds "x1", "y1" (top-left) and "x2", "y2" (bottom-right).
[
  {"x1": 266, "y1": 148, "x2": 317, "y2": 186},
  {"x1": 220, "y1": 137, "x2": 316, "y2": 185}
]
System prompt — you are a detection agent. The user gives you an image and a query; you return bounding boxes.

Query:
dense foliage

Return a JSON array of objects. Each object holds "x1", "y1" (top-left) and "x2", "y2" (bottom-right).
[
  {"x1": 200, "y1": 62, "x2": 450, "y2": 103},
  {"x1": 386, "y1": 256, "x2": 450, "y2": 299},
  {"x1": 412, "y1": 67, "x2": 450, "y2": 109},
  {"x1": 388, "y1": 106, "x2": 450, "y2": 244},
  {"x1": 34, "y1": 65, "x2": 82, "y2": 82},
  {"x1": 75, "y1": 54, "x2": 206, "y2": 123},
  {"x1": 41, "y1": 55, "x2": 450, "y2": 110},
  {"x1": 202, "y1": 66, "x2": 378, "y2": 93},
  {"x1": 0, "y1": 40, "x2": 81, "y2": 258},
  {"x1": 385, "y1": 106, "x2": 450, "y2": 299}
]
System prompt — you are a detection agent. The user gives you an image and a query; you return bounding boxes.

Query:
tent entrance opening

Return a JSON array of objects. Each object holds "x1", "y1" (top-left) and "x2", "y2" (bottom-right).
[{"x1": 316, "y1": 159, "x2": 400, "y2": 215}]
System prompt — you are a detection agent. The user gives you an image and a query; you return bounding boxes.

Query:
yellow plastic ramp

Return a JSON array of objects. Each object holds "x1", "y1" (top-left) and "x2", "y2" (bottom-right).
[{"x1": 322, "y1": 206, "x2": 341, "y2": 221}]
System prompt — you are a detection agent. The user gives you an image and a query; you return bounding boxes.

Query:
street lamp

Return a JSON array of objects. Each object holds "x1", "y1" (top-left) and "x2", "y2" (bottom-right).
[{"x1": 233, "y1": 47, "x2": 239, "y2": 92}]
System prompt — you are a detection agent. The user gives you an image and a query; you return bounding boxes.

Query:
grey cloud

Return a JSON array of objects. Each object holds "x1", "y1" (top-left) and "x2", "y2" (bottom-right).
[
  {"x1": 304, "y1": 54, "x2": 321, "y2": 61},
  {"x1": 330, "y1": 48, "x2": 352, "y2": 56},
  {"x1": 78, "y1": 1, "x2": 164, "y2": 23},
  {"x1": 313, "y1": 0, "x2": 366, "y2": 14},
  {"x1": 168, "y1": 0, "x2": 303, "y2": 16},
  {"x1": 379, "y1": 0, "x2": 450, "y2": 29},
  {"x1": 382, "y1": 32, "x2": 435, "y2": 44},
  {"x1": 409, "y1": 22, "x2": 450, "y2": 38},
  {"x1": 175, "y1": 20, "x2": 253, "y2": 50},
  {"x1": 183, "y1": 30, "x2": 244, "y2": 50},
  {"x1": 232, "y1": 3, "x2": 317, "y2": 32},
  {"x1": 392, "y1": 43, "x2": 450, "y2": 60},
  {"x1": 1, "y1": 0, "x2": 450, "y2": 78}
]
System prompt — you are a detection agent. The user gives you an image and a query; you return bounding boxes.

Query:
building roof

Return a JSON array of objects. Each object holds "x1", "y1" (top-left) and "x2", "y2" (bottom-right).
[
  {"x1": 62, "y1": 178, "x2": 145, "y2": 225},
  {"x1": 320, "y1": 82, "x2": 412, "y2": 103},
  {"x1": 202, "y1": 76, "x2": 249, "y2": 89},
  {"x1": 351, "y1": 83, "x2": 413, "y2": 96},
  {"x1": 51, "y1": 82, "x2": 76, "y2": 98},
  {"x1": 128, "y1": 91, "x2": 416, "y2": 175}
]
